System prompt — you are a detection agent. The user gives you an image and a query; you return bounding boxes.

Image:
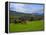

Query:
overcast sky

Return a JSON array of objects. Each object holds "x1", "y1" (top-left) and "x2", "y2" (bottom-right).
[{"x1": 9, "y1": 3, "x2": 44, "y2": 14}]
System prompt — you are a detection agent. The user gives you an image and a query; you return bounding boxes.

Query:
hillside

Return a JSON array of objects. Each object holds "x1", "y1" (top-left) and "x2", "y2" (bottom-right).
[{"x1": 9, "y1": 11, "x2": 44, "y2": 19}]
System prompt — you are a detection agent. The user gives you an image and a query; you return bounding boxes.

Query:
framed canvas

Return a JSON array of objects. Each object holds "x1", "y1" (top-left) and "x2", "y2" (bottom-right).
[{"x1": 5, "y1": 1, "x2": 44, "y2": 33}]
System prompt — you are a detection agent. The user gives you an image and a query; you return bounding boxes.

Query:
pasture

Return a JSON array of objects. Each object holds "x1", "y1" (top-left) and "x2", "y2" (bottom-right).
[{"x1": 9, "y1": 20, "x2": 44, "y2": 32}]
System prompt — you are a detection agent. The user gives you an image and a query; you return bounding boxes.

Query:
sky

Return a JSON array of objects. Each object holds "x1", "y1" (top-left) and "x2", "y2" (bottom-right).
[{"x1": 9, "y1": 3, "x2": 44, "y2": 14}]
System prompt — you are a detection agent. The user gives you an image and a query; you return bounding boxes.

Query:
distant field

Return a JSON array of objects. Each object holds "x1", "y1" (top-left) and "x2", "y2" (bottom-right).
[{"x1": 9, "y1": 20, "x2": 44, "y2": 32}]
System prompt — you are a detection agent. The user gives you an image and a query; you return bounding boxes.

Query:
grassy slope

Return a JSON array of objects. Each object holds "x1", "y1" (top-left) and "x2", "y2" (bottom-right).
[{"x1": 9, "y1": 20, "x2": 44, "y2": 32}]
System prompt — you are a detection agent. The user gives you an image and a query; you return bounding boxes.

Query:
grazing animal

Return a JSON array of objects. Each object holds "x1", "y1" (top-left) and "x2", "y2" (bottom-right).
[
  {"x1": 14, "y1": 19, "x2": 21, "y2": 24},
  {"x1": 14, "y1": 16, "x2": 27, "y2": 24},
  {"x1": 14, "y1": 19, "x2": 17, "y2": 24},
  {"x1": 19, "y1": 16, "x2": 27, "y2": 24}
]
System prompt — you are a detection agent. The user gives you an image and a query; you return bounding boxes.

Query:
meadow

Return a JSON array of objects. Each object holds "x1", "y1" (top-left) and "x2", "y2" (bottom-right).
[{"x1": 9, "y1": 20, "x2": 44, "y2": 32}]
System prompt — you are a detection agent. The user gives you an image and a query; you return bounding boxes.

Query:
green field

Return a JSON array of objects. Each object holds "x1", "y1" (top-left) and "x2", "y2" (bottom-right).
[{"x1": 9, "y1": 20, "x2": 44, "y2": 32}]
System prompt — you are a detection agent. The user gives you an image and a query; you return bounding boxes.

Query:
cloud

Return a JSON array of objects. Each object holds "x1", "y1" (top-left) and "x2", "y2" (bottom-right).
[
  {"x1": 10, "y1": 3, "x2": 44, "y2": 14},
  {"x1": 15, "y1": 4, "x2": 25, "y2": 12},
  {"x1": 10, "y1": 3, "x2": 16, "y2": 11}
]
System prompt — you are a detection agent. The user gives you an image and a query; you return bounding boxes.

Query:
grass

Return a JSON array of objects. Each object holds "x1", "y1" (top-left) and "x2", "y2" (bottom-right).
[{"x1": 9, "y1": 20, "x2": 44, "y2": 32}]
